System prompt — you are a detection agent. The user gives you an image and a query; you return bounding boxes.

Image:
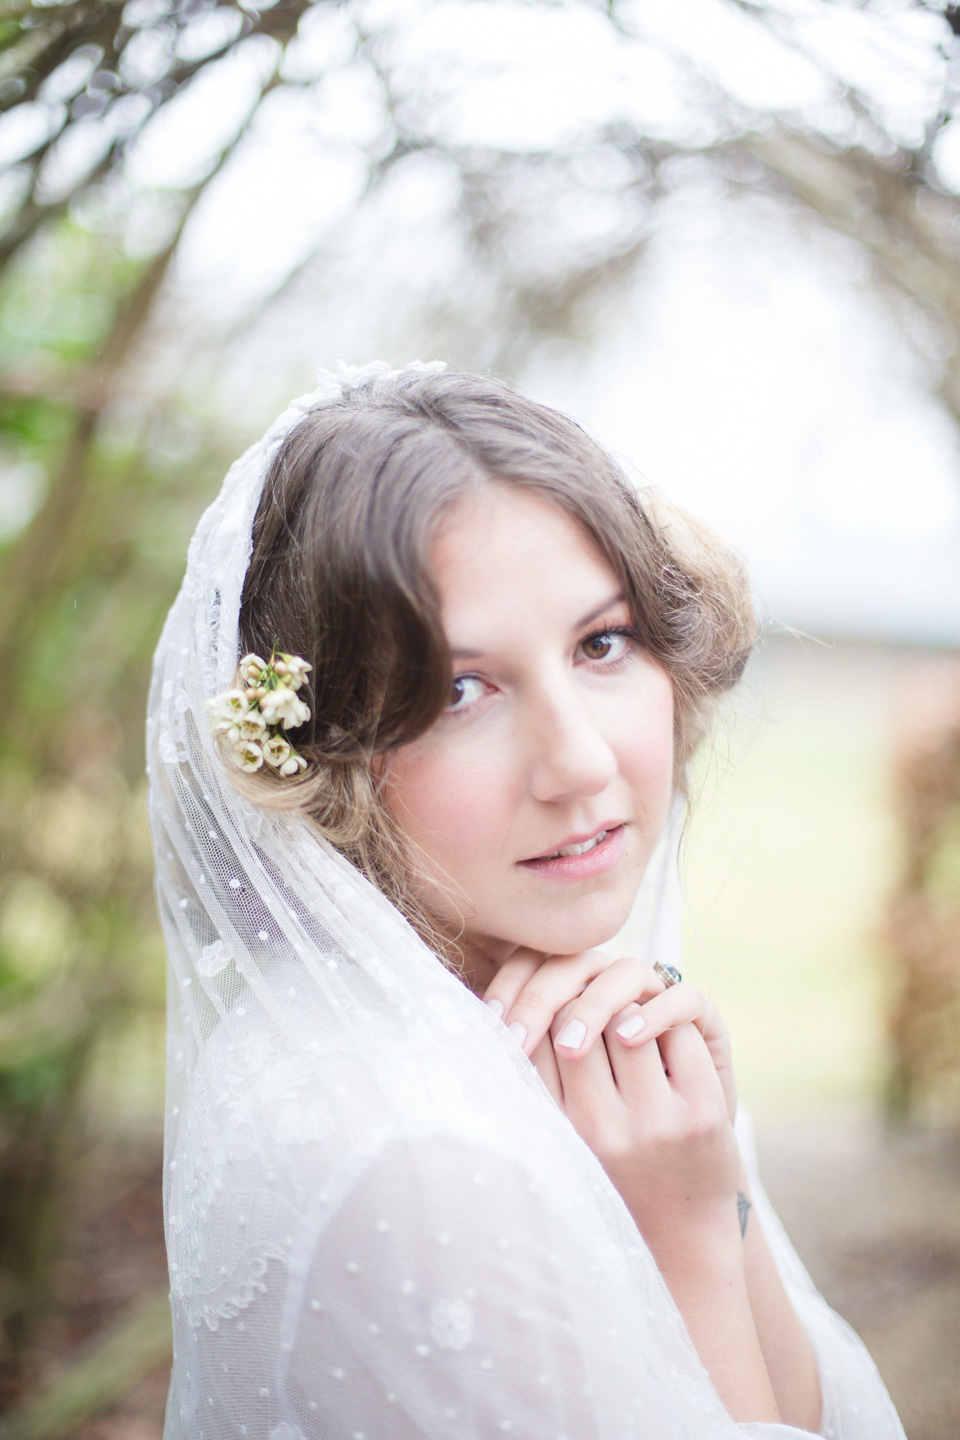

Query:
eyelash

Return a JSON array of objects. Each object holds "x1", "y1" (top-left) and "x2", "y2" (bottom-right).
[{"x1": 446, "y1": 624, "x2": 639, "y2": 715}]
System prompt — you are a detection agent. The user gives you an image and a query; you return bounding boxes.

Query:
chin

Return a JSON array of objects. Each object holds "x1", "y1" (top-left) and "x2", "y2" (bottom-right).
[{"x1": 499, "y1": 896, "x2": 637, "y2": 958}]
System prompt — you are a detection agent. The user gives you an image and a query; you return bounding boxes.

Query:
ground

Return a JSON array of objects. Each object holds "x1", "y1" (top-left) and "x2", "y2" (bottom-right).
[{"x1": 756, "y1": 1114, "x2": 960, "y2": 1440}]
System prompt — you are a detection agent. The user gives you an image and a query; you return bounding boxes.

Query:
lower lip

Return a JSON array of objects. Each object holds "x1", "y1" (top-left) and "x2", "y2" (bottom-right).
[{"x1": 517, "y1": 825, "x2": 626, "y2": 883}]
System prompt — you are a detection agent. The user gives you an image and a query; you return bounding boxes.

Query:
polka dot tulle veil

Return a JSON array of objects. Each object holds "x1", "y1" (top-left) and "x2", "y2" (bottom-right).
[{"x1": 148, "y1": 364, "x2": 905, "y2": 1440}]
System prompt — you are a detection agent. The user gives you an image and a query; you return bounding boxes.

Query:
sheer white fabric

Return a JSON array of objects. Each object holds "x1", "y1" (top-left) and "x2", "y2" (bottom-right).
[{"x1": 147, "y1": 362, "x2": 906, "y2": 1440}]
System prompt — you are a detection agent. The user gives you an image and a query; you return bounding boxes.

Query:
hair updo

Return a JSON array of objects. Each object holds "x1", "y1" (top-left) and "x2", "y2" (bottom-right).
[{"x1": 238, "y1": 369, "x2": 755, "y2": 945}]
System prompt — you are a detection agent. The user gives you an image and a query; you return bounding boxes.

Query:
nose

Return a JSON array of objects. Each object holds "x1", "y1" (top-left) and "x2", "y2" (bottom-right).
[{"x1": 526, "y1": 683, "x2": 617, "y2": 804}]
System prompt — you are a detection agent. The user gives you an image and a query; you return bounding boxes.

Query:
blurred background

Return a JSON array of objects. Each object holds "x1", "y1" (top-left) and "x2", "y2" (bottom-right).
[{"x1": 1, "y1": 0, "x2": 959, "y2": 1436}]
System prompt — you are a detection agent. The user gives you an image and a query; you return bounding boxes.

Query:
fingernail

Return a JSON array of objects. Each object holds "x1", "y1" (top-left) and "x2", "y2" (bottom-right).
[
  {"x1": 555, "y1": 1018, "x2": 587, "y2": 1051},
  {"x1": 616, "y1": 1014, "x2": 646, "y2": 1041},
  {"x1": 485, "y1": 997, "x2": 504, "y2": 1018},
  {"x1": 508, "y1": 1020, "x2": 527, "y2": 1047}
]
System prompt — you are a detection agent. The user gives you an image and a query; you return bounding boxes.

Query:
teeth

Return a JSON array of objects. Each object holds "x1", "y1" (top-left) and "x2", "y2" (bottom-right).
[{"x1": 546, "y1": 830, "x2": 607, "y2": 859}]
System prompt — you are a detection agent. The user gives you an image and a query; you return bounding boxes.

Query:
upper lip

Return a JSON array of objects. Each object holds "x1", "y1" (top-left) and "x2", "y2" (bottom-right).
[{"x1": 522, "y1": 821, "x2": 624, "y2": 862}]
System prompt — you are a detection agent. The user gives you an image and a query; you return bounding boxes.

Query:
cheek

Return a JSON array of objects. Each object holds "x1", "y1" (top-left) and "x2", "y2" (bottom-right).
[
  {"x1": 616, "y1": 668, "x2": 675, "y2": 796},
  {"x1": 384, "y1": 747, "x2": 504, "y2": 862}
]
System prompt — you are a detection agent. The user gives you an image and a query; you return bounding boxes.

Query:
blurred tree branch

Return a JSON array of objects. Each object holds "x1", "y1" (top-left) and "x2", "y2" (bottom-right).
[
  {"x1": 0, "y1": 51, "x2": 284, "y2": 680},
  {"x1": 742, "y1": 132, "x2": 960, "y2": 411}
]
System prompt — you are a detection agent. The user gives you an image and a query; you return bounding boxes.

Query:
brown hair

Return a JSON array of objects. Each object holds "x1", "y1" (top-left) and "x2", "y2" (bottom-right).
[{"x1": 238, "y1": 369, "x2": 755, "y2": 947}]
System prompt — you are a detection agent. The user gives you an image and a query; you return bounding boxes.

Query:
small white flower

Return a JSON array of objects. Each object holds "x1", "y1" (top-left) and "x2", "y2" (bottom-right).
[
  {"x1": 279, "y1": 754, "x2": 307, "y2": 777},
  {"x1": 233, "y1": 740, "x2": 264, "y2": 772},
  {"x1": 259, "y1": 686, "x2": 298, "y2": 725},
  {"x1": 240, "y1": 653, "x2": 268, "y2": 684},
  {"x1": 207, "y1": 688, "x2": 247, "y2": 723},
  {"x1": 235, "y1": 711, "x2": 267, "y2": 740},
  {"x1": 259, "y1": 689, "x2": 311, "y2": 729},
  {"x1": 282, "y1": 655, "x2": 312, "y2": 690},
  {"x1": 283, "y1": 697, "x2": 311, "y2": 730},
  {"x1": 263, "y1": 734, "x2": 292, "y2": 768}
]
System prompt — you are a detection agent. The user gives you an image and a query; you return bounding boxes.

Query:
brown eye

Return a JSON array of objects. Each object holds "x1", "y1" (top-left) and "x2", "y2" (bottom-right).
[
  {"x1": 581, "y1": 629, "x2": 632, "y2": 663},
  {"x1": 447, "y1": 675, "x2": 486, "y2": 712}
]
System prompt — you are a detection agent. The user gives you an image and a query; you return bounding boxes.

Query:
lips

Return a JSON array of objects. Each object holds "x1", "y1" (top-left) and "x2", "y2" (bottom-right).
[
  {"x1": 525, "y1": 823, "x2": 621, "y2": 863},
  {"x1": 543, "y1": 830, "x2": 608, "y2": 859},
  {"x1": 517, "y1": 823, "x2": 627, "y2": 882}
]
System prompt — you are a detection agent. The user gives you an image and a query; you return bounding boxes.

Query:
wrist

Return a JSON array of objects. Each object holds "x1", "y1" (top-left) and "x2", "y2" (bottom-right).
[{"x1": 642, "y1": 1205, "x2": 747, "y2": 1284}]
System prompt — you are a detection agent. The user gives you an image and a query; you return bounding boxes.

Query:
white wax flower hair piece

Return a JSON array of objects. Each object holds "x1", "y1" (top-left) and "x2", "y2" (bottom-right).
[{"x1": 207, "y1": 650, "x2": 312, "y2": 777}]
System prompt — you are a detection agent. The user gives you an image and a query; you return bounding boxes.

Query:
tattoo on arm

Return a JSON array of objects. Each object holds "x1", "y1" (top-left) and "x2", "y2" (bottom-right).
[{"x1": 737, "y1": 1190, "x2": 752, "y2": 1238}]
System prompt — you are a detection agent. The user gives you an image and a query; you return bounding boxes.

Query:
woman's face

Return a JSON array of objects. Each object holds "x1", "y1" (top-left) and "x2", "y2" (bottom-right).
[{"x1": 382, "y1": 486, "x2": 675, "y2": 966}]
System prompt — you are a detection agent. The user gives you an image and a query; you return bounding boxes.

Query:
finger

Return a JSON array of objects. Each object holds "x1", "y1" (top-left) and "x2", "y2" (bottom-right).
[
  {"x1": 529, "y1": 1032, "x2": 564, "y2": 1110},
  {"x1": 548, "y1": 1001, "x2": 624, "y2": 1135},
  {"x1": 480, "y1": 947, "x2": 544, "y2": 1021},
  {"x1": 611, "y1": 982, "x2": 708, "y2": 1049},
  {"x1": 545, "y1": 958, "x2": 667, "y2": 1060},
  {"x1": 656, "y1": 1022, "x2": 726, "y2": 1105},
  {"x1": 690, "y1": 993, "x2": 731, "y2": 1057},
  {"x1": 621, "y1": 991, "x2": 738, "y2": 1125},
  {"x1": 600, "y1": 1002, "x2": 675, "y2": 1099},
  {"x1": 493, "y1": 948, "x2": 615, "y2": 1056}
]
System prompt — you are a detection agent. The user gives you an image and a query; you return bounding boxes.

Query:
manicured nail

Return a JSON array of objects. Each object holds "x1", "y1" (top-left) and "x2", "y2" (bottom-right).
[
  {"x1": 616, "y1": 1014, "x2": 646, "y2": 1041},
  {"x1": 508, "y1": 1020, "x2": 527, "y2": 1047},
  {"x1": 485, "y1": 997, "x2": 504, "y2": 1018},
  {"x1": 555, "y1": 1018, "x2": 587, "y2": 1051}
]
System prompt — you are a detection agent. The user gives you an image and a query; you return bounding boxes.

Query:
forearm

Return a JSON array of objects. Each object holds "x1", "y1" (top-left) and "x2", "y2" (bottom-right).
[
  {"x1": 739, "y1": 1167, "x2": 822, "y2": 1433},
  {"x1": 648, "y1": 1214, "x2": 781, "y2": 1425}
]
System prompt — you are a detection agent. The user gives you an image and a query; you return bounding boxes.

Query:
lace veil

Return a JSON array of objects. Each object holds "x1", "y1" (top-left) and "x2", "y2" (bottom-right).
[{"x1": 147, "y1": 363, "x2": 905, "y2": 1440}]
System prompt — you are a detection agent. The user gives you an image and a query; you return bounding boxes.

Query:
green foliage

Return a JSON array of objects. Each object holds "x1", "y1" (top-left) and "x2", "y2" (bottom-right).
[
  {"x1": 0, "y1": 221, "x2": 137, "y2": 369},
  {"x1": 0, "y1": 202, "x2": 229, "y2": 1369}
]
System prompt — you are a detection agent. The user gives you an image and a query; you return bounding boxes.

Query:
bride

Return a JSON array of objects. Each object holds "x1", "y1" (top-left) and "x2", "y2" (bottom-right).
[{"x1": 148, "y1": 361, "x2": 905, "y2": 1439}]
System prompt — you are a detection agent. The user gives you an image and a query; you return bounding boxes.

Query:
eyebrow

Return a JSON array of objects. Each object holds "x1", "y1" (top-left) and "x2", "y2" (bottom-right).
[{"x1": 448, "y1": 592, "x2": 628, "y2": 660}]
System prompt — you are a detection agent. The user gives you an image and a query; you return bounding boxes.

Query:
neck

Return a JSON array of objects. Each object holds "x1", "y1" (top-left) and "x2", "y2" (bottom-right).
[{"x1": 455, "y1": 935, "x2": 547, "y2": 998}]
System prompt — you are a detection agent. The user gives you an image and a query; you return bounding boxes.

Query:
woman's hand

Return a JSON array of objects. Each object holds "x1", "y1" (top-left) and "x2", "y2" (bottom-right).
[
  {"x1": 549, "y1": 998, "x2": 741, "y2": 1255},
  {"x1": 482, "y1": 948, "x2": 738, "y2": 1123},
  {"x1": 484, "y1": 951, "x2": 782, "y2": 1426},
  {"x1": 551, "y1": 1008, "x2": 778, "y2": 1424}
]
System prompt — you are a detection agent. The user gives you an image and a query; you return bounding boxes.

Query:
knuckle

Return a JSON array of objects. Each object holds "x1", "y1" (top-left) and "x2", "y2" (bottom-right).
[
  {"x1": 568, "y1": 994, "x2": 603, "y2": 1026},
  {"x1": 639, "y1": 963, "x2": 667, "y2": 996},
  {"x1": 549, "y1": 998, "x2": 579, "y2": 1032},
  {"x1": 687, "y1": 1104, "x2": 724, "y2": 1141},
  {"x1": 599, "y1": 1133, "x2": 630, "y2": 1168},
  {"x1": 546, "y1": 948, "x2": 606, "y2": 981},
  {"x1": 644, "y1": 1116, "x2": 675, "y2": 1150},
  {"x1": 512, "y1": 989, "x2": 561, "y2": 1021},
  {"x1": 590, "y1": 1116, "x2": 629, "y2": 1160},
  {"x1": 682, "y1": 982, "x2": 706, "y2": 1011}
]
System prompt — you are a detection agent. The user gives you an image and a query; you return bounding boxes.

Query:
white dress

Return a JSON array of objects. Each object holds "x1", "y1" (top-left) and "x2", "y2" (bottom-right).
[{"x1": 157, "y1": 944, "x2": 906, "y2": 1440}]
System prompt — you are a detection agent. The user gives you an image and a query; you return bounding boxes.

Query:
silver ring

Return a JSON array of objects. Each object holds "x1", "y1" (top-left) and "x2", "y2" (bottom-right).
[{"x1": 653, "y1": 960, "x2": 682, "y2": 989}]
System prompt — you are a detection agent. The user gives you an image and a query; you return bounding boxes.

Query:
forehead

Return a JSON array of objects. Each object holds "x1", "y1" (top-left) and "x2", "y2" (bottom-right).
[{"x1": 430, "y1": 487, "x2": 623, "y2": 640}]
